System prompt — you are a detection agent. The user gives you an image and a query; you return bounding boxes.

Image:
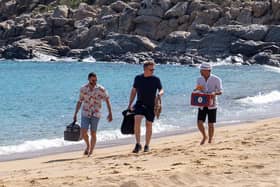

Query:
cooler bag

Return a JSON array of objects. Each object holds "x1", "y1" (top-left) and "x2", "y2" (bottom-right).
[{"x1": 64, "y1": 121, "x2": 81, "y2": 141}]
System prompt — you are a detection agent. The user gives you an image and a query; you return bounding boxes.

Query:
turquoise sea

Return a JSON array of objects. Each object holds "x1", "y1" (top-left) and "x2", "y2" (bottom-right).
[{"x1": 1, "y1": 59, "x2": 280, "y2": 161}]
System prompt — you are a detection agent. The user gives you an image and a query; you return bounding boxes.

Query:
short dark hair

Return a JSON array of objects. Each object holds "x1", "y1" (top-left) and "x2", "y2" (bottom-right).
[
  {"x1": 88, "y1": 72, "x2": 97, "y2": 79},
  {"x1": 143, "y1": 60, "x2": 155, "y2": 68}
]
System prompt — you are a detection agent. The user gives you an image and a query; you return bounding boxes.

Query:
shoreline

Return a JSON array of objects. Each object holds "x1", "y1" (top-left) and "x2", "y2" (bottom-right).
[
  {"x1": 1, "y1": 114, "x2": 279, "y2": 162},
  {"x1": 0, "y1": 117, "x2": 279, "y2": 186}
]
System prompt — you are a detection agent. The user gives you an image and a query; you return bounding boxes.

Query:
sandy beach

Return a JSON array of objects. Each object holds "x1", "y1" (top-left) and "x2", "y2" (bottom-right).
[{"x1": 0, "y1": 118, "x2": 279, "y2": 187}]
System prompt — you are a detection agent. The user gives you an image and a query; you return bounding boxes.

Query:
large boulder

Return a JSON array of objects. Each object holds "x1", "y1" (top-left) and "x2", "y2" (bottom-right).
[
  {"x1": 52, "y1": 5, "x2": 69, "y2": 18},
  {"x1": 226, "y1": 25, "x2": 268, "y2": 41},
  {"x1": 91, "y1": 33, "x2": 156, "y2": 55},
  {"x1": 158, "y1": 31, "x2": 191, "y2": 52},
  {"x1": 70, "y1": 25, "x2": 105, "y2": 49},
  {"x1": 110, "y1": 1, "x2": 132, "y2": 13},
  {"x1": 137, "y1": 4, "x2": 165, "y2": 18},
  {"x1": 134, "y1": 15, "x2": 162, "y2": 39},
  {"x1": 101, "y1": 14, "x2": 120, "y2": 33},
  {"x1": 164, "y1": 2, "x2": 189, "y2": 19},
  {"x1": 236, "y1": 8, "x2": 252, "y2": 24},
  {"x1": 2, "y1": 38, "x2": 41, "y2": 59},
  {"x1": 72, "y1": 3, "x2": 98, "y2": 20},
  {"x1": 192, "y1": 8, "x2": 221, "y2": 26},
  {"x1": 265, "y1": 26, "x2": 280, "y2": 42},
  {"x1": 155, "y1": 20, "x2": 176, "y2": 40},
  {"x1": 119, "y1": 7, "x2": 137, "y2": 33},
  {"x1": 251, "y1": 52, "x2": 280, "y2": 67},
  {"x1": 230, "y1": 39, "x2": 272, "y2": 57},
  {"x1": 252, "y1": 1, "x2": 270, "y2": 18},
  {"x1": 272, "y1": 0, "x2": 280, "y2": 20}
]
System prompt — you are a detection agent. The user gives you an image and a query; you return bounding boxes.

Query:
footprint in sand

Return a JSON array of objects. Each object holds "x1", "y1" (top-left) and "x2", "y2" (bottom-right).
[
  {"x1": 252, "y1": 165, "x2": 264, "y2": 169},
  {"x1": 224, "y1": 171, "x2": 233, "y2": 174},
  {"x1": 111, "y1": 170, "x2": 120, "y2": 174},
  {"x1": 171, "y1": 162, "x2": 185, "y2": 166}
]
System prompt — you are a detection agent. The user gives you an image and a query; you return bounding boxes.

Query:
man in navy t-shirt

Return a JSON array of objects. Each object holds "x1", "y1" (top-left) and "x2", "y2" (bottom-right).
[{"x1": 128, "y1": 61, "x2": 164, "y2": 153}]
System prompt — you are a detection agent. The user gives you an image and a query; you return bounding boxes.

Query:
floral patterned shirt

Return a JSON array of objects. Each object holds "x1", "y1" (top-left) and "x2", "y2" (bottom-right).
[{"x1": 79, "y1": 84, "x2": 109, "y2": 118}]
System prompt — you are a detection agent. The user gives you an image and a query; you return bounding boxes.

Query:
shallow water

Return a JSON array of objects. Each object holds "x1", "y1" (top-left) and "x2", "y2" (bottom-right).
[{"x1": 0, "y1": 60, "x2": 280, "y2": 158}]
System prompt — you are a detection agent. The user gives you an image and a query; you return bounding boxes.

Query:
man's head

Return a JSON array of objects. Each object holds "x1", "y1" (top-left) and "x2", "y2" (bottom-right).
[
  {"x1": 88, "y1": 72, "x2": 97, "y2": 86},
  {"x1": 143, "y1": 60, "x2": 155, "y2": 76},
  {"x1": 200, "y1": 62, "x2": 212, "y2": 78}
]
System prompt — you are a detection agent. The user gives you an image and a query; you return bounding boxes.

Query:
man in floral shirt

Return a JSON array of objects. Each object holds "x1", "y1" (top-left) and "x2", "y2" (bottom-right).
[{"x1": 73, "y1": 72, "x2": 113, "y2": 156}]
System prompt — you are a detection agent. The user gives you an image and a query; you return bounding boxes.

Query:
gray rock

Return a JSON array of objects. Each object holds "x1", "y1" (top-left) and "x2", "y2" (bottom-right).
[
  {"x1": 110, "y1": 1, "x2": 132, "y2": 13},
  {"x1": 43, "y1": 35, "x2": 62, "y2": 46},
  {"x1": 137, "y1": 4, "x2": 165, "y2": 18},
  {"x1": 251, "y1": 52, "x2": 280, "y2": 67},
  {"x1": 155, "y1": 20, "x2": 174, "y2": 40},
  {"x1": 134, "y1": 15, "x2": 162, "y2": 39},
  {"x1": 158, "y1": 31, "x2": 191, "y2": 52},
  {"x1": 164, "y1": 2, "x2": 189, "y2": 19},
  {"x1": 101, "y1": 14, "x2": 120, "y2": 33},
  {"x1": 197, "y1": 28, "x2": 237, "y2": 57},
  {"x1": 52, "y1": 5, "x2": 69, "y2": 18},
  {"x1": 226, "y1": 25, "x2": 268, "y2": 41},
  {"x1": 252, "y1": 1, "x2": 270, "y2": 18},
  {"x1": 2, "y1": 38, "x2": 39, "y2": 59},
  {"x1": 236, "y1": 8, "x2": 252, "y2": 24},
  {"x1": 194, "y1": 24, "x2": 210, "y2": 36},
  {"x1": 119, "y1": 7, "x2": 137, "y2": 33},
  {"x1": 192, "y1": 8, "x2": 221, "y2": 26},
  {"x1": 230, "y1": 39, "x2": 265, "y2": 57},
  {"x1": 272, "y1": 0, "x2": 280, "y2": 20},
  {"x1": 67, "y1": 48, "x2": 91, "y2": 59},
  {"x1": 265, "y1": 26, "x2": 280, "y2": 42},
  {"x1": 70, "y1": 25, "x2": 105, "y2": 49},
  {"x1": 74, "y1": 17, "x2": 93, "y2": 29},
  {"x1": 95, "y1": 0, "x2": 116, "y2": 6},
  {"x1": 230, "y1": 7, "x2": 240, "y2": 20},
  {"x1": 73, "y1": 3, "x2": 97, "y2": 20},
  {"x1": 91, "y1": 33, "x2": 156, "y2": 55},
  {"x1": 128, "y1": 2, "x2": 141, "y2": 9}
]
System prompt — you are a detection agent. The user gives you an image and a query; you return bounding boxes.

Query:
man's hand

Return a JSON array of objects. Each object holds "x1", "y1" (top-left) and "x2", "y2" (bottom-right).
[{"x1": 107, "y1": 112, "x2": 113, "y2": 122}]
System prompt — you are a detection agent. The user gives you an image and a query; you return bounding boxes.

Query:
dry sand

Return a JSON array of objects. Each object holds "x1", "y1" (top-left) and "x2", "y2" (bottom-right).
[{"x1": 0, "y1": 118, "x2": 279, "y2": 187}]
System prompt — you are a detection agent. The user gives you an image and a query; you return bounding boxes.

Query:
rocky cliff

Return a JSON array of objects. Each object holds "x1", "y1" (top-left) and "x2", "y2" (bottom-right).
[{"x1": 0, "y1": 0, "x2": 280, "y2": 66}]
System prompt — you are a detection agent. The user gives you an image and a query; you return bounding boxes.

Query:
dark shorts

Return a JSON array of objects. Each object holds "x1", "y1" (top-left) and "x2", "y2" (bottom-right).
[
  {"x1": 134, "y1": 104, "x2": 155, "y2": 122},
  {"x1": 197, "y1": 107, "x2": 217, "y2": 123}
]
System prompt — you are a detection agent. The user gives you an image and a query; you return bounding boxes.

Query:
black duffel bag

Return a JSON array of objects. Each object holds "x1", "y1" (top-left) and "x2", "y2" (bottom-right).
[
  {"x1": 64, "y1": 121, "x2": 81, "y2": 141},
  {"x1": 121, "y1": 109, "x2": 135, "y2": 135}
]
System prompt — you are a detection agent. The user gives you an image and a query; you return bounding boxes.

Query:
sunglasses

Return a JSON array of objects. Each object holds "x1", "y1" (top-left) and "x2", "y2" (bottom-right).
[{"x1": 149, "y1": 69, "x2": 155, "y2": 72}]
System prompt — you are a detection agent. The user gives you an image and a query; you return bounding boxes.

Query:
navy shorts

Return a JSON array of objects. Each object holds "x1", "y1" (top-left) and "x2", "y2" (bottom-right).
[
  {"x1": 197, "y1": 107, "x2": 217, "y2": 123},
  {"x1": 134, "y1": 104, "x2": 155, "y2": 122}
]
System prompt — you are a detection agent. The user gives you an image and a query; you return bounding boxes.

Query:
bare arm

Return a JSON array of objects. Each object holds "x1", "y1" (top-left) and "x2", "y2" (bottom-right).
[
  {"x1": 158, "y1": 88, "x2": 164, "y2": 97},
  {"x1": 105, "y1": 97, "x2": 113, "y2": 122},
  {"x1": 128, "y1": 87, "x2": 137, "y2": 110},
  {"x1": 214, "y1": 91, "x2": 222, "y2": 96},
  {"x1": 73, "y1": 101, "x2": 82, "y2": 122}
]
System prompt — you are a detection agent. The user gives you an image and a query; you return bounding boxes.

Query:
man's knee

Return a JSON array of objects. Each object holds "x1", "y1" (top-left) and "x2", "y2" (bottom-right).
[{"x1": 197, "y1": 120, "x2": 204, "y2": 125}]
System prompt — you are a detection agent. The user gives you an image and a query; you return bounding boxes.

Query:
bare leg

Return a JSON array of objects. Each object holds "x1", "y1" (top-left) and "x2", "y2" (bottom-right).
[
  {"x1": 81, "y1": 128, "x2": 89, "y2": 154},
  {"x1": 145, "y1": 120, "x2": 153, "y2": 146},
  {"x1": 88, "y1": 131, "x2": 96, "y2": 156},
  {"x1": 197, "y1": 120, "x2": 207, "y2": 145},
  {"x1": 134, "y1": 115, "x2": 143, "y2": 144},
  {"x1": 208, "y1": 123, "x2": 214, "y2": 143}
]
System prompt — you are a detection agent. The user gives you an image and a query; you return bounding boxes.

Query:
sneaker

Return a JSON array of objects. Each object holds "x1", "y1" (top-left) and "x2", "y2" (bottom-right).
[
  {"x1": 144, "y1": 145, "x2": 149, "y2": 152},
  {"x1": 132, "y1": 143, "x2": 142, "y2": 153}
]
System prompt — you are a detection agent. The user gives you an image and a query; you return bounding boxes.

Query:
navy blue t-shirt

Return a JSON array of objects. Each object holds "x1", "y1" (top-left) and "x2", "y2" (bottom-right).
[{"x1": 133, "y1": 74, "x2": 162, "y2": 108}]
